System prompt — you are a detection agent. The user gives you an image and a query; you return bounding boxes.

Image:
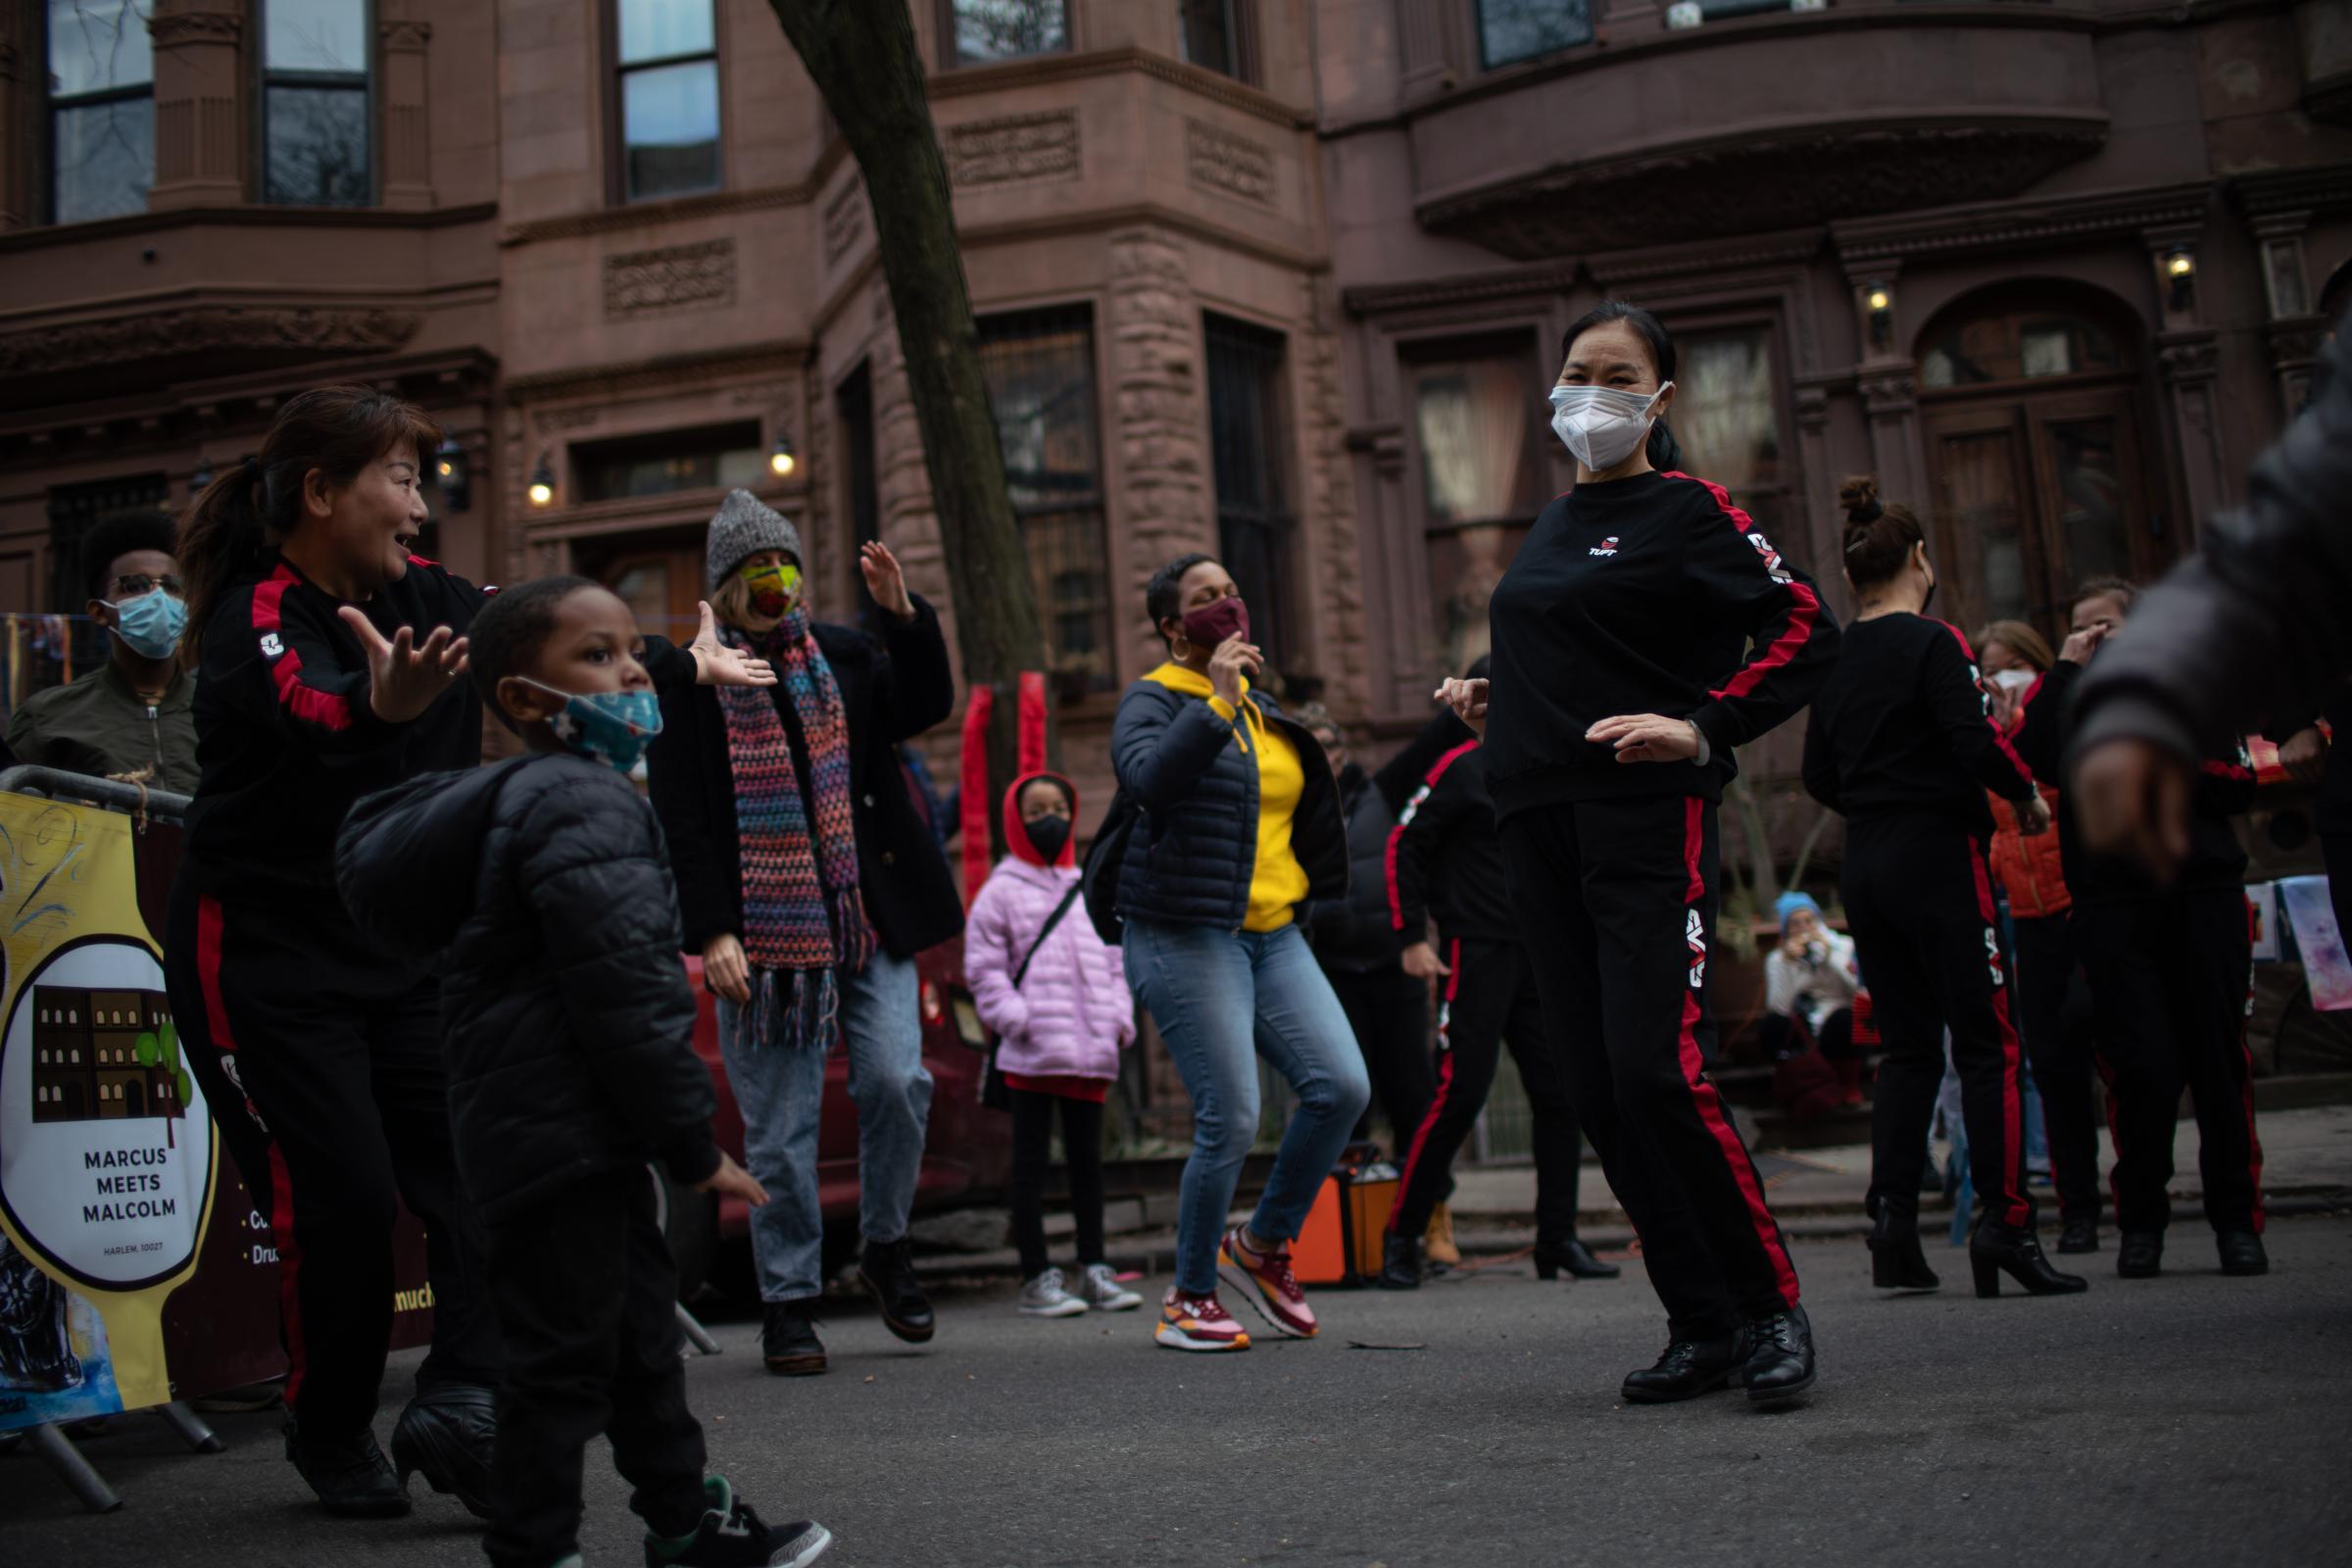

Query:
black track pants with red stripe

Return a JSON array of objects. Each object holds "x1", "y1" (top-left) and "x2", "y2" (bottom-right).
[
  {"x1": 1387, "y1": 939, "x2": 1584, "y2": 1246},
  {"x1": 165, "y1": 878, "x2": 502, "y2": 1438},
  {"x1": 1499, "y1": 796, "x2": 1800, "y2": 1341},
  {"x1": 2072, "y1": 888, "x2": 2264, "y2": 1237},
  {"x1": 2010, "y1": 913, "x2": 2101, "y2": 1225},
  {"x1": 1839, "y1": 813, "x2": 2034, "y2": 1233}
]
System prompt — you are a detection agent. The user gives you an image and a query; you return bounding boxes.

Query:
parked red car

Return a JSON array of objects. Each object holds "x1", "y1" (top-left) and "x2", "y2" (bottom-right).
[{"x1": 660, "y1": 941, "x2": 1012, "y2": 1296}]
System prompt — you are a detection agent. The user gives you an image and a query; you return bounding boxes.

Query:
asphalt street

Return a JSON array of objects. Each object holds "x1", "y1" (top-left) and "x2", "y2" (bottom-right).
[{"x1": 6, "y1": 1217, "x2": 2350, "y2": 1568}]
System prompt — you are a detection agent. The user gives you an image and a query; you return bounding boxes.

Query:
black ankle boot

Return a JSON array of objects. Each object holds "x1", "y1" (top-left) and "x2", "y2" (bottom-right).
[
  {"x1": 2055, "y1": 1213, "x2": 2100, "y2": 1254},
  {"x1": 1868, "y1": 1211, "x2": 1939, "y2": 1292},
  {"x1": 1622, "y1": 1329, "x2": 1750, "y2": 1403},
  {"x1": 1742, "y1": 1304, "x2": 1817, "y2": 1406},
  {"x1": 2216, "y1": 1229, "x2": 2269, "y2": 1276},
  {"x1": 284, "y1": 1417, "x2": 409, "y2": 1518},
  {"x1": 1534, "y1": 1238, "x2": 1620, "y2": 1280},
  {"x1": 1378, "y1": 1234, "x2": 1422, "y2": 1291},
  {"x1": 2116, "y1": 1230, "x2": 2164, "y2": 1279},
  {"x1": 762, "y1": 1300, "x2": 827, "y2": 1376},
  {"x1": 859, "y1": 1237, "x2": 936, "y2": 1344},
  {"x1": 1970, "y1": 1220, "x2": 2089, "y2": 1298},
  {"x1": 390, "y1": 1382, "x2": 496, "y2": 1520}
]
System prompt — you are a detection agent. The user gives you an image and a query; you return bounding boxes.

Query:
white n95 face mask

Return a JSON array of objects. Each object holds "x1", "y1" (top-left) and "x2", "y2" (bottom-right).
[{"x1": 1550, "y1": 382, "x2": 1672, "y2": 471}]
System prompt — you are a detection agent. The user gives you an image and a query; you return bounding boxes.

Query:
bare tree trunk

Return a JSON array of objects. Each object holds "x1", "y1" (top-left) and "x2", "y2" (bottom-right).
[
  {"x1": 1726, "y1": 767, "x2": 1783, "y2": 907},
  {"x1": 763, "y1": 0, "x2": 1054, "y2": 810}
]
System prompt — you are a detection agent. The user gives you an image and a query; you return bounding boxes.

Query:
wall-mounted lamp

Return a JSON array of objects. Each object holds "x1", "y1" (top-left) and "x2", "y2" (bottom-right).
[
  {"x1": 1866, "y1": 283, "x2": 1894, "y2": 353},
  {"x1": 190, "y1": 457, "x2": 214, "y2": 497},
  {"x1": 435, "y1": 436, "x2": 471, "y2": 514},
  {"x1": 2166, "y1": 248, "x2": 2196, "y2": 314},
  {"x1": 527, "y1": 451, "x2": 556, "y2": 508},
  {"x1": 769, "y1": 431, "x2": 797, "y2": 478}
]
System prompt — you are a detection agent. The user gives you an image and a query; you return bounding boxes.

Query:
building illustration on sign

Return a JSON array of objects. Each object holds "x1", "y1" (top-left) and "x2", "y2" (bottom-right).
[{"x1": 26, "y1": 988, "x2": 187, "y2": 1127}]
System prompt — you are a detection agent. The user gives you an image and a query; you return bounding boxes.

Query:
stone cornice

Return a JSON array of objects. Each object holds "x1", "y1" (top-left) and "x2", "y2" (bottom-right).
[
  {"x1": 1589, "y1": 228, "x2": 1826, "y2": 285},
  {"x1": 0, "y1": 306, "x2": 418, "y2": 381},
  {"x1": 0, "y1": 201, "x2": 499, "y2": 255},
  {"x1": 503, "y1": 339, "x2": 812, "y2": 402},
  {"x1": 929, "y1": 45, "x2": 1311, "y2": 132},
  {"x1": 2230, "y1": 164, "x2": 2352, "y2": 220},
  {"x1": 500, "y1": 183, "x2": 820, "y2": 248},
  {"x1": 1832, "y1": 178, "x2": 2213, "y2": 263},
  {"x1": 1343, "y1": 263, "x2": 1581, "y2": 318},
  {"x1": 149, "y1": 12, "x2": 243, "y2": 47}
]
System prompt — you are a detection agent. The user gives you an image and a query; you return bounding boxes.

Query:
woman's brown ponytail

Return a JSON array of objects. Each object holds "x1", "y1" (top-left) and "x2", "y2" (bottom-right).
[
  {"x1": 178, "y1": 385, "x2": 440, "y2": 661},
  {"x1": 1838, "y1": 473, "x2": 1927, "y2": 589}
]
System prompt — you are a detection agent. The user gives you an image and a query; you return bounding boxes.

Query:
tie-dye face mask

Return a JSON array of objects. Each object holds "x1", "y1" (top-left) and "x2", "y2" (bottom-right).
[{"x1": 739, "y1": 560, "x2": 802, "y2": 619}]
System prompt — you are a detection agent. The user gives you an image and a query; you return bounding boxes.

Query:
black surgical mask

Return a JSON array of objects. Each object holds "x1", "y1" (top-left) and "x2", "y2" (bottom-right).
[{"x1": 1025, "y1": 816, "x2": 1072, "y2": 863}]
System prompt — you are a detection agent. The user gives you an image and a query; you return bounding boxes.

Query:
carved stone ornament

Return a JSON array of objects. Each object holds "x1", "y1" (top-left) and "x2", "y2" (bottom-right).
[
  {"x1": 148, "y1": 12, "x2": 244, "y2": 46},
  {"x1": 1187, "y1": 120, "x2": 1276, "y2": 206},
  {"x1": 947, "y1": 112, "x2": 1080, "y2": 188},
  {"x1": 604, "y1": 238, "x2": 736, "y2": 318},
  {"x1": 1859, "y1": 371, "x2": 1917, "y2": 417},
  {"x1": 824, "y1": 180, "x2": 867, "y2": 266},
  {"x1": 2158, "y1": 339, "x2": 2221, "y2": 381},
  {"x1": 0, "y1": 307, "x2": 417, "y2": 380},
  {"x1": 380, "y1": 19, "x2": 433, "y2": 49},
  {"x1": 1421, "y1": 119, "x2": 2108, "y2": 261}
]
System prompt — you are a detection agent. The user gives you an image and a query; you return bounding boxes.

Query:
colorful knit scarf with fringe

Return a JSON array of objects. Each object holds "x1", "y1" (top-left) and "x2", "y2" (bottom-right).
[{"x1": 718, "y1": 609, "x2": 876, "y2": 1050}]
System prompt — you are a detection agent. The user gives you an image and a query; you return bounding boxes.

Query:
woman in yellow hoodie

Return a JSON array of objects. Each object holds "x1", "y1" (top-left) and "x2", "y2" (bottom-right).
[{"x1": 1108, "y1": 554, "x2": 1366, "y2": 1351}]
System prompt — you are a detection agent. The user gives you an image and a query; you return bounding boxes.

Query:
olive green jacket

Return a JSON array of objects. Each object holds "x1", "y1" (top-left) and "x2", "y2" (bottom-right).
[{"x1": 5, "y1": 660, "x2": 199, "y2": 795}]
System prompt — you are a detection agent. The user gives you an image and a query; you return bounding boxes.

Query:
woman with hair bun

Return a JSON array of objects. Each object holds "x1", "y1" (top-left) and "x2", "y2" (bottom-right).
[
  {"x1": 1440, "y1": 301, "x2": 1838, "y2": 1406},
  {"x1": 1800, "y1": 475, "x2": 2084, "y2": 1300}
]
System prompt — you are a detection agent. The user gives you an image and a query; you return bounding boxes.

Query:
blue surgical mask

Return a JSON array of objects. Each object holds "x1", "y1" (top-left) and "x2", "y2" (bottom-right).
[
  {"x1": 110, "y1": 590, "x2": 188, "y2": 662},
  {"x1": 519, "y1": 679, "x2": 663, "y2": 773}
]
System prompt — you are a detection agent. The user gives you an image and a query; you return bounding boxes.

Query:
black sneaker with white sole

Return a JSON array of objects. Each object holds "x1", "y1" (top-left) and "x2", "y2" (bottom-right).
[{"x1": 648, "y1": 1475, "x2": 831, "y2": 1568}]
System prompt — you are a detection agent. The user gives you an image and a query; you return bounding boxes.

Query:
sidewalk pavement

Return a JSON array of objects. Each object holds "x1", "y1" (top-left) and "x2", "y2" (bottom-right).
[{"x1": 904, "y1": 1102, "x2": 2352, "y2": 1282}]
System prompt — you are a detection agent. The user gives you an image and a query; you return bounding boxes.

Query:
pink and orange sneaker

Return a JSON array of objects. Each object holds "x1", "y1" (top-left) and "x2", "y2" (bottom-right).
[
  {"x1": 1155, "y1": 1288, "x2": 1250, "y2": 1352},
  {"x1": 1216, "y1": 1226, "x2": 1319, "y2": 1340}
]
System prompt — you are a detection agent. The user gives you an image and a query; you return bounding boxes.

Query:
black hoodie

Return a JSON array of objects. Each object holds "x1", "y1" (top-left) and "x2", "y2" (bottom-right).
[{"x1": 336, "y1": 752, "x2": 720, "y2": 1224}]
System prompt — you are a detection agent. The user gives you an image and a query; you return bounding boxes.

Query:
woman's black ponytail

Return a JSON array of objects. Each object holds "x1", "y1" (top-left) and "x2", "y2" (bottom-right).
[{"x1": 1646, "y1": 416, "x2": 1683, "y2": 474}]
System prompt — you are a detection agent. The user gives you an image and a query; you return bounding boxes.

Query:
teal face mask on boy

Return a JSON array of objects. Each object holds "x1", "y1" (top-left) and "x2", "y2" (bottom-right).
[
  {"x1": 110, "y1": 589, "x2": 189, "y2": 662},
  {"x1": 518, "y1": 680, "x2": 664, "y2": 773}
]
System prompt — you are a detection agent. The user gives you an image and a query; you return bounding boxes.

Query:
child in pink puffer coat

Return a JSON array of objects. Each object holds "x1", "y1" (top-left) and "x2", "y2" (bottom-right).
[{"x1": 966, "y1": 771, "x2": 1143, "y2": 1318}]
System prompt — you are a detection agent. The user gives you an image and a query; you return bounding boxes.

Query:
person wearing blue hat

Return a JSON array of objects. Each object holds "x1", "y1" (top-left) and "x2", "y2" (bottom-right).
[{"x1": 1760, "y1": 892, "x2": 1863, "y2": 1101}]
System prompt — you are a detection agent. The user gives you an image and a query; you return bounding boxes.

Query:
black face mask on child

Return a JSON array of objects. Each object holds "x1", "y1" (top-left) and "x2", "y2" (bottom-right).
[{"x1": 1025, "y1": 816, "x2": 1072, "y2": 863}]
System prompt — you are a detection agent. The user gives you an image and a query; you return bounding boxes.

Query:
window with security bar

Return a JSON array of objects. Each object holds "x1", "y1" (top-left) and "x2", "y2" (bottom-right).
[
  {"x1": 976, "y1": 306, "x2": 1115, "y2": 696},
  {"x1": 1204, "y1": 313, "x2": 1300, "y2": 679}
]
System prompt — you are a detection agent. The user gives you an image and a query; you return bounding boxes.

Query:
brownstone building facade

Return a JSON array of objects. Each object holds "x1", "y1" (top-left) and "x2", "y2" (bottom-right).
[{"x1": 2, "y1": 0, "x2": 2346, "y2": 816}]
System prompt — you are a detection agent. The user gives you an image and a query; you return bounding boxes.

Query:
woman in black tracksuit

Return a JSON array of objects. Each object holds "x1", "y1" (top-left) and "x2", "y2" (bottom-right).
[
  {"x1": 2015, "y1": 579, "x2": 2268, "y2": 1281},
  {"x1": 1800, "y1": 477, "x2": 2084, "y2": 1299},
  {"x1": 1445, "y1": 302, "x2": 1838, "y2": 1407},
  {"x1": 1376, "y1": 696, "x2": 1616, "y2": 1290},
  {"x1": 165, "y1": 387, "x2": 760, "y2": 1516}
]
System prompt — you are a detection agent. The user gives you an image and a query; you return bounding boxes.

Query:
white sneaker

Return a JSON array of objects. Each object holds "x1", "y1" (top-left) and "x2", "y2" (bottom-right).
[
  {"x1": 1017, "y1": 1267, "x2": 1089, "y2": 1316},
  {"x1": 1073, "y1": 1262, "x2": 1144, "y2": 1312}
]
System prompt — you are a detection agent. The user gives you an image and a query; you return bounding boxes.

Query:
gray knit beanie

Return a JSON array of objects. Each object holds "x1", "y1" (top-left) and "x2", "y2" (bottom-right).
[{"x1": 705, "y1": 488, "x2": 804, "y2": 592}]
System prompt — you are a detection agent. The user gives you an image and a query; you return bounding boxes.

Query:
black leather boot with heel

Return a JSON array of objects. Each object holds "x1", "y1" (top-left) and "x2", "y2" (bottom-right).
[
  {"x1": 1533, "y1": 1238, "x2": 1620, "y2": 1280},
  {"x1": 1867, "y1": 1210, "x2": 1940, "y2": 1292},
  {"x1": 1378, "y1": 1234, "x2": 1423, "y2": 1291},
  {"x1": 1969, "y1": 1220, "x2": 2089, "y2": 1298}
]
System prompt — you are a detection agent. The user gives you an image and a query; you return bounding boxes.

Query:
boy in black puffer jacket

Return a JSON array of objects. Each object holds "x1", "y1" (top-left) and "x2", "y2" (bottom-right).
[{"x1": 337, "y1": 576, "x2": 832, "y2": 1568}]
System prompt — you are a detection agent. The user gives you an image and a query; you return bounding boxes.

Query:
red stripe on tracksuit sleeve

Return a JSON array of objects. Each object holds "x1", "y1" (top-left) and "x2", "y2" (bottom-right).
[
  {"x1": 1387, "y1": 741, "x2": 1480, "y2": 932},
  {"x1": 1967, "y1": 837, "x2": 2034, "y2": 1229},
  {"x1": 251, "y1": 571, "x2": 357, "y2": 733},
  {"x1": 1671, "y1": 472, "x2": 1824, "y2": 705},
  {"x1": 1940, "y1": 622, "x2": 2037, "y2": 795},
  {"x1": 2201, "y1": 757, "x2": 2255, "y2": 782},
  {"x1": 1675, "y1": 797, "x2": 1803, "y2": 1306}
]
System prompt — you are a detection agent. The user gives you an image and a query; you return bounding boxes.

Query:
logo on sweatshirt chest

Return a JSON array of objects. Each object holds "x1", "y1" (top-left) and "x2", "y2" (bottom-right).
[
  {"x1": 258, "y1": 632, "x2": 284, "y2": 660},
  {"x1": 1588, "y1": 536, "x2": 1621, "y2": 559}
]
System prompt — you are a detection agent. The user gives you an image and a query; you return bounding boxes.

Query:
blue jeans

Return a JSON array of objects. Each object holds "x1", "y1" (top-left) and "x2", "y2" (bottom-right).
[
  {"x1": 717, "y1": 948, "x2": 934, "y2": 1303},
  {"x1": 1122, "y1": 919, "x2": 1371, "y2": 1295}
]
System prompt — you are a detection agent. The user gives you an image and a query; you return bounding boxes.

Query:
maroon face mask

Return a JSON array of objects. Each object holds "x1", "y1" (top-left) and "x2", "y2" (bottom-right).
[{"x1": 1179, "y1": 596, "x2": 1250, "y2": 650}]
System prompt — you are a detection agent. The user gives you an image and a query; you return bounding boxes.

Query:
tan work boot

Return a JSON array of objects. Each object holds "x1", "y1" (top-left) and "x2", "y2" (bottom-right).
[{"x1": 1424, "y1": 1201, "x2": 1461, "y2": 1268}]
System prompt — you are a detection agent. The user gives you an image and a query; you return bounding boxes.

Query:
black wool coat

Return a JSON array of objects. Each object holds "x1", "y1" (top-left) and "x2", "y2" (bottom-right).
[{"x1": 646, "y1": 596, "x2": 964, "y2": 959}]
